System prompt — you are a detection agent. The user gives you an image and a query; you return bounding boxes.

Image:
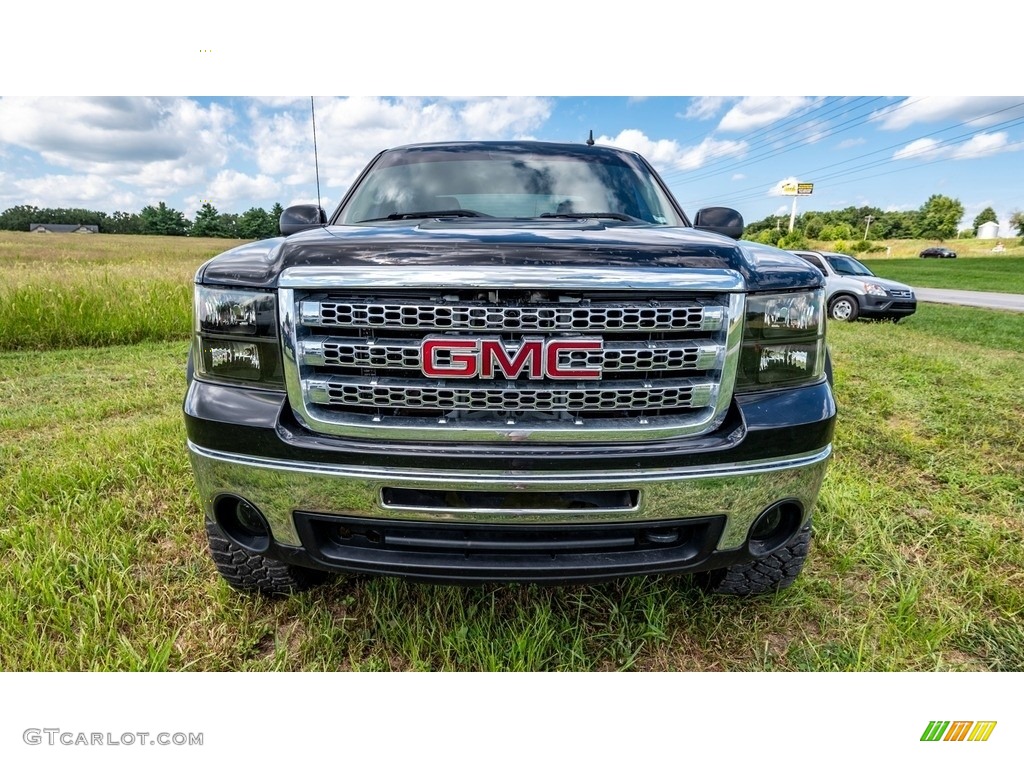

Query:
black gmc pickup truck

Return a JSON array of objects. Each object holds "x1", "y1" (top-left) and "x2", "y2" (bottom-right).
[{"x1": 184, "y1": 140, "x2": 835, "y2": 596}]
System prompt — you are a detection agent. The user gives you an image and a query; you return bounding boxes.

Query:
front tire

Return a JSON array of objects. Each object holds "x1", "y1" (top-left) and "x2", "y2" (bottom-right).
[
  {"x1": 205, "y1": 519, "x2": 328, "y2": 596},
  {"x1": 828, "y1": 295, "x2": 859, "y2": 322},
  {"x1": 695, "y1": 520, "x2": 812, "y2": 596}
]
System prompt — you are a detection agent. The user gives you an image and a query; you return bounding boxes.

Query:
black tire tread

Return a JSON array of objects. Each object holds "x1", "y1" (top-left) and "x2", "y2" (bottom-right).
[
  {"x1": 696, "y1": 520, "x2": 812, "y2": 596},
  {"x1": 205, "y1": 519, "x2": 327, "y2": 596}
]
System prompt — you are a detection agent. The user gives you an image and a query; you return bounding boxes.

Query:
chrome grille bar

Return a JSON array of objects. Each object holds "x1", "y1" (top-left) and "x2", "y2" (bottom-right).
[
  {"x1": 305, "y1": 376, "x2": 717, "y2": 412},
  {"x1": 299, "y1": 299, "x2": 725, "y2": 333},
  {"x1": 300, "y1": 337, "x2": 722, "y2": 373}
]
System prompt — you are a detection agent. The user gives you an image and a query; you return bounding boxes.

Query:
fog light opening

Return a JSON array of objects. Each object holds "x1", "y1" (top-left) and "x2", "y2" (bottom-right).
[
  {"x1": 214, "y1": 495, "x2": 272, "y2": 553},
  {"x1": 748, "y1": 501, "x2": 802, "y2": 557}
]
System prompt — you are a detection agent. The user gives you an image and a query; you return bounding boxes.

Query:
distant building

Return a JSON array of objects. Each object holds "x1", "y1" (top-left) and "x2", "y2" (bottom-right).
[
  {"x1": 977, "y1": 221, "x2": 1000, "y2": 239},
  {"x1": 29, "y1": 223, "x2": 99, "y2": 234}
]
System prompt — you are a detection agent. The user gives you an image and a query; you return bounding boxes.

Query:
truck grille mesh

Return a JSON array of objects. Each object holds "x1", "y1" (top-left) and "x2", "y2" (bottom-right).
[
  {"x1": 283, "y1": 284, "x2": 740, "y2": 442},
  {"x1": 307, "y1": 377, "x2": 715, "y2": 411},
  {"x1": 304, "y1": 300, "x2": 723, "y2": 333}
]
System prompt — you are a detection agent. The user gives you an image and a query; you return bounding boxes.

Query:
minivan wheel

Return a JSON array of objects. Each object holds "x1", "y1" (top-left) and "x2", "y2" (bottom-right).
[{"x1": 828, "y1": 295, "x2": 859, "y2": 322}]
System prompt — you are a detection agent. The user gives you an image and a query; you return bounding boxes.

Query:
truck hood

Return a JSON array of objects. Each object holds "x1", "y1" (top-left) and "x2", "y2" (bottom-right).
[{"x1": 196, "y1": 220, "x2": 823, "y2": 292}]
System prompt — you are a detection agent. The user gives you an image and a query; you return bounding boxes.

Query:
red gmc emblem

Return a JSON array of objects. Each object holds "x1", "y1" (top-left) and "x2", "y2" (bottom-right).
[{"x1": 421, "y1": 336, "x2": 603, "y2": 380}]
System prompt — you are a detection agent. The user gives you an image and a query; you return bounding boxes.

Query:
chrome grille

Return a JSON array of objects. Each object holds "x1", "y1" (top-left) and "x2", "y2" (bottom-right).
[
  {"x1": 301, "y1": 337, "x2": 721, "y2": 374},
  {"x1": 279, "y1": 266, "x2": 745, "y2": 442},
  {"x1": 301, "y1": 299, "x2": 724, "y2": 333},
  {"x1": 306, "y1": 377, "x2": 716, "y2": 411},
  {"x1": 888, "y1": 289, "x2": 914, "y2": 299}
]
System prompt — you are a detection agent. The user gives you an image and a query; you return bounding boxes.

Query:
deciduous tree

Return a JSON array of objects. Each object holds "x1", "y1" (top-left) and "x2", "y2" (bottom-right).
[
  {"x1": 1009, "y1": 210, "x2": 1024, "y2": 237},
  {"x1": 972, "y1": 206, "x2": 998, "y2": 233},
  {"x1": 916, "y1": 194, "x2": 963, "y2": 240},
  {"x1": 139, "y1": 202, "x2": 191, "y2": 236}
]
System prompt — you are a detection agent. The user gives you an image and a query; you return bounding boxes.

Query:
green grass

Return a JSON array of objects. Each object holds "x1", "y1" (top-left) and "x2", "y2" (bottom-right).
[
  {"x1": 862, "y1": 257, "x2": 1024, "y2": 294},
  {"x1": 1, "y1": 235, "x2": 1022, "y2": 671},
  {"x1": 0, "y1": 231, "x2": 244, "y2": 350}
]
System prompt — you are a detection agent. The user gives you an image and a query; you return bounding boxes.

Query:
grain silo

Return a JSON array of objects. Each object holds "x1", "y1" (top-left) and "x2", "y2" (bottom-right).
[{"x1": 978, "y1": 221, "x2": 1000, "y2": 239}]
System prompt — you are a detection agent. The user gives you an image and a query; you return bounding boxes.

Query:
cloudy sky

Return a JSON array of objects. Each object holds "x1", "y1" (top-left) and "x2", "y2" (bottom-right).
[
  {"x1": 3, "y1": 2, "x2": 1020, "y2": 235},
  {"x1": 2, "y1": 95, "x2": 1022, "y2": 234}
]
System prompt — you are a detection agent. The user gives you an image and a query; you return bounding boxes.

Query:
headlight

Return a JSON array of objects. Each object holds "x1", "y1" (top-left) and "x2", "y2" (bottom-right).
[
  {"x1": 735, "y1": 290, "x2": 826, "y2": 391},
  {"x1": 193, "y1": 286, "x2": 284, "y2": 389},
  {"x1": 863, "y1": 282, "x2": 887, "y2": 296}
]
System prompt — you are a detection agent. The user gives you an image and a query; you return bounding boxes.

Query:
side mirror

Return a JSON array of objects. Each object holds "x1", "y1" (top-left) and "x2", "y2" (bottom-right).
[
  {"x1": 693, "y1": 207, "x2": 744, "y2": 240},
  {"x1": 280, "y1": 204, "x2": 327, "y2": 236}
]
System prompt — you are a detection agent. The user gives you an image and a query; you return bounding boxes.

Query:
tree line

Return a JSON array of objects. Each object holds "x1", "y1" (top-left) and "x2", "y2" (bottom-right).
[
  {"x1": 0, "y1": 202, "x2": 287, "y2": 239},
  {"x1": 4, "y1": 196, "x2": 1022, "y2": 244},
  {"x1": 744, "y1": 195, "x2": 1024, "y2": 249}
]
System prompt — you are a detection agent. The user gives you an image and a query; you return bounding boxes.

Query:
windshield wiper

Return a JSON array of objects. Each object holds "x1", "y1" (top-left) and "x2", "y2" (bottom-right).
[
  {"x1": 539, "y1": 212, "x2": 641, "y2": 222},
  {"x1": 358, "y1": 209, "x2": 490, "y2": 222}
]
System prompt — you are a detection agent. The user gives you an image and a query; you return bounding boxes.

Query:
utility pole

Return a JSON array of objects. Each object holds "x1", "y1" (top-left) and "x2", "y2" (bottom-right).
[{"x1": 864, "y1": 215, "x2": 874, "y2": 239}]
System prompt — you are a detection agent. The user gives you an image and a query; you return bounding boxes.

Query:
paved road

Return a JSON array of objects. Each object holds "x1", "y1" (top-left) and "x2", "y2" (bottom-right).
[{"x1": 914, "y1": 287, "x2": 1024, "y2": 313}]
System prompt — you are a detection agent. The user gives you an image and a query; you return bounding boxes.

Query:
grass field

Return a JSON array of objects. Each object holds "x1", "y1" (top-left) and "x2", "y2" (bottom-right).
[
  {"x1": 861, "y1": 257, "x2": 1024, "y2": 294},
  {"x1": 0, "y1": 232, "x2": 246, "y2": 350},
  {"x1": 830, "y1": 237, "x2": 1024, "y2": 261},
  {"x1": 1, "y1": 233, "x2": 1022, "y2": 671}
]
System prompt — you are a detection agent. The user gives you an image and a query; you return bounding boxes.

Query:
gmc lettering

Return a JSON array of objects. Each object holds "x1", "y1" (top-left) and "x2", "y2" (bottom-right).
[{"x1": 421, "y1": 336, "x2": 602, "y2": 380}]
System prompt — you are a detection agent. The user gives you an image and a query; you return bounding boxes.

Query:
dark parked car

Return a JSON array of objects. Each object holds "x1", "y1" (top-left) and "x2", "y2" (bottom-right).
[{"x1": 919, "y1": 246, "x2": 957, "y2": 259}]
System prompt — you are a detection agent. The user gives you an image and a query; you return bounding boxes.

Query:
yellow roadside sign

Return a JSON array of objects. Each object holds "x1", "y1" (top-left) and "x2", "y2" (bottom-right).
[{"x1": 781, "y1": 181, "x2": 814, "y2": 196}]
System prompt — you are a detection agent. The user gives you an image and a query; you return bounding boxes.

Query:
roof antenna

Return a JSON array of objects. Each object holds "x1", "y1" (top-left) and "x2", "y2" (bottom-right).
[
  {"x1": 311, "y1": 97, "x2": 324, "y2": 225},
  {"x1": 586, "y1": 129, "x2": 595, "y2": 146}
]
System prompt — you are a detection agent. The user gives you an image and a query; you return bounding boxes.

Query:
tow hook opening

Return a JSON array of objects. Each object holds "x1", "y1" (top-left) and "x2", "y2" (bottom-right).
[
  {"x1": 214, "y1": 495, "x2": 272, "y2": 553},
  {"x1": 747, "y1": 500, "x2": 803, "y2": 557}
]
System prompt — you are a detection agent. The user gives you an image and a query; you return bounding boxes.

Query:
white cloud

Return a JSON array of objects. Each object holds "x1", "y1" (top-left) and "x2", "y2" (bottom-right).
[
  {"x1": 893, "y1": 132, "x2": 1019, "y2": 162},
  {"x1": 249, "y1": 97, "x2": 309, "y2": 108},
  {"x1": 950, "y1": 132, "x2": 1012, "y2": 159},
  {"x1": 893, "y1": 138, "x2": 944, "y2": 161},
  {"x1": 458, "y1": 96, "x2": 553, "y2": 136},
  {"x1": 801, "y1": 119, "x2": 830, "y2": 144},
  {"x1": 683, "y1": 97, "x2": 730, "y2": 121},
  {"x1": 207, "y1": 171, "x2": 281, "y2": 207},
  {"x1": 0, "y1": 97, "x2": 234, "y2": 201},
  {"x1": 6, "y1": 173, "x2": 137, "y2": 209},
  {"x1": 246, "y1": 96, "x2": 553, "y2": 198},
  {"x1": 732, "y1": 173, "x2": 746, "y2": 180},
  {"x1": 838, "y1": 137, "x2": 866, "y2": 149},
  {"x1": 717, "y1": 97, "x2": 813, "y2": 132},
  {"x1": 597, "y1": 129, "x2": 747, "y2": 171},
  {"x1": 0, "y1": 97, "x2": 232, "y2": 167},
  {"x1": 872, "y1": 96, "x2": 1024, "y2": 130}
]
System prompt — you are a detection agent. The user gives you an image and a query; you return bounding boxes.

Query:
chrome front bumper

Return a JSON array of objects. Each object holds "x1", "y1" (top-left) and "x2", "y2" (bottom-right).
[{"x1": 187, "y1": 442, "x2": 832, "y2": 552}]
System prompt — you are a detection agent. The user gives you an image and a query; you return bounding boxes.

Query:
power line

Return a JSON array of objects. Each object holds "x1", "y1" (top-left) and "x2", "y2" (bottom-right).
[
  {"x1": 675, "y1": 101, "x2": 1024, "y2": 210},
  {"x1": 662, "y1": 97, "x2": 897, "y2": 188},
  {"x1": 655, "y1": 96, "x2": 841, "y2": 181}
]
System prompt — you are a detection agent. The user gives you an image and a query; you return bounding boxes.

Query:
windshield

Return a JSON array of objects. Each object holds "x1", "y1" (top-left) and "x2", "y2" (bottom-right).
[
  {"x1": 825, "y1": 254, "x2": 875, "y2": 277},
  {"x1": 336, "y1": 146, "x2": 685, "y2": 226}
]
